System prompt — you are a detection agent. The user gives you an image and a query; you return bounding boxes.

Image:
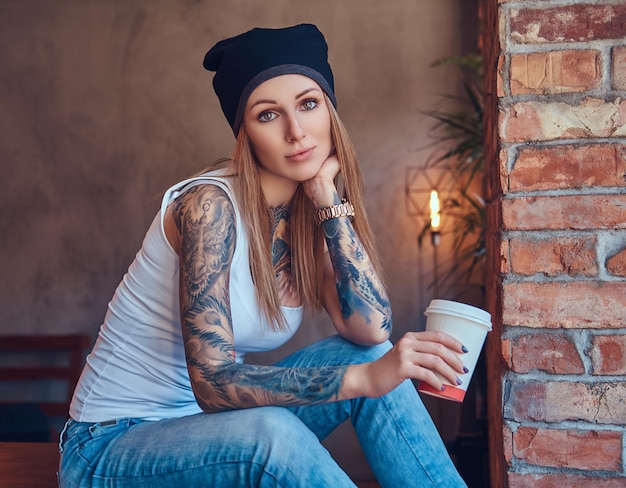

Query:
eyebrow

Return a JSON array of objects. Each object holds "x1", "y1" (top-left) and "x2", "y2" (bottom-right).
[{"x1": 248, "y1": 87, "x2": 321, "y2": 111}]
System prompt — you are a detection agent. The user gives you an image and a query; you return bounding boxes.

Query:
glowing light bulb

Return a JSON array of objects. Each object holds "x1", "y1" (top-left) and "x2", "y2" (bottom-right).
[{"x1": 429, "y1": 190, "x2": 441, "y2": 231}]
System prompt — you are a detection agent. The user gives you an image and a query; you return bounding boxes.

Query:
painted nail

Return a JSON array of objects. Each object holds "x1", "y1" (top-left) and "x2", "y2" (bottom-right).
[
  {"x1": 461, "y1": 345, "x2": 469, "y2": 353},
  {"x1": 456, "y1": 378, "x2": 463, "y2": 386},
  {"x1": 463, "y1": 366, "x2": 470, "y2": 374},
  {"x1": 440, "y1": 385, "x2": 446, "y2": 392}
]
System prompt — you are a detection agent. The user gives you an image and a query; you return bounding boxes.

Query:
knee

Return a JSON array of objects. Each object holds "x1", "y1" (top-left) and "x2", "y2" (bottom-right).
[
  {"x1": 246, "y1": 408, "x2": 353, "y2": 486},
  {"x1": 246, "y1": 407, "x2": 325, "y2": 467},
  {"x1": 252, "y1": 407, "x2": 317, "y2": 447}
]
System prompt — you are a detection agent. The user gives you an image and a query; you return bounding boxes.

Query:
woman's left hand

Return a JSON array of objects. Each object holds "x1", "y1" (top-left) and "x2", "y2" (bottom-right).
[
  {"x1": 342, "y1": 331, "x2": 468, "y2": 399},
  {"x1": 302, "y1": 154, "x2": 340, "y2": 208}
]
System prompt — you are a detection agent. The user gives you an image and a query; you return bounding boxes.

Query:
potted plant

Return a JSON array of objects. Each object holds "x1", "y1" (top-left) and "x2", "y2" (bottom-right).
[{"x1": 417, "y1": 54, "x2": 486, "y2": 296}]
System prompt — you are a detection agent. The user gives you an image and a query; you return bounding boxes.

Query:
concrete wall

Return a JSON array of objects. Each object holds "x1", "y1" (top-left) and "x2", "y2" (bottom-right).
[{"x1": 0, "y1": 0, "x2": 476, "y2": 480}]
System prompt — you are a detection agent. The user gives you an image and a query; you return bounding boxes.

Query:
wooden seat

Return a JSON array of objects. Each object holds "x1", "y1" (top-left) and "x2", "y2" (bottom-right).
[
  {"x1": 0, "y1": 334, "x2": 91, "y2": 441},
  {"x1": 0, "y1": 442, "x2": 59, "y2": 488}
]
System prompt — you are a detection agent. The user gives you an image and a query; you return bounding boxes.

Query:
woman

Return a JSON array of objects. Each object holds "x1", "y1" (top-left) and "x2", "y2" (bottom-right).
[{"x1": 59, "y1": 24, "x2": 468, "y2": 487}]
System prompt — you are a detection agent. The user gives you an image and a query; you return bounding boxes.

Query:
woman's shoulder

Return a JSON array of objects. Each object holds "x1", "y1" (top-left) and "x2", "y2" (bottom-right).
[
  {"x1": 162, "y1": 167, "x2": 237, "y2": 205},
  {"x1": 163, "y1": 176, "x2": 238, "y2": 253},
  {"x1": 160, "y1": 167, "x2": 241, "y2": 235},
  {"x1": 169, "y1": 180, "x2": 236, "y2": 220}
]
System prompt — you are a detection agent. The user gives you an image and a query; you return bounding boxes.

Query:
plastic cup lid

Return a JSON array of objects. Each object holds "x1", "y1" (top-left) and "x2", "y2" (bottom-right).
[{"x1": 425, "y1": 299, "x2": 492, "y2": 330}]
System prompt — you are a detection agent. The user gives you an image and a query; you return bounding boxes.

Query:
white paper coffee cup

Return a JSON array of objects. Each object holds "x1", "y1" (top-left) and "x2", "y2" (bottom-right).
[{"x1": 417, "y1": 299, "x2": 492, "y2": 402}]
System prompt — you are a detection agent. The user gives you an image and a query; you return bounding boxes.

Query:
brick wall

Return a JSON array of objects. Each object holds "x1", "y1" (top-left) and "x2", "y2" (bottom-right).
[{"x1": 494, "y1": 0, "x2": 626, "y2": 485}]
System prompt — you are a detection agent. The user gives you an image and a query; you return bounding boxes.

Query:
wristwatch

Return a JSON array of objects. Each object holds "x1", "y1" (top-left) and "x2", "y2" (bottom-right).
[{"x1": 315, "y1": 199, "x2": 355, "y2": 225}]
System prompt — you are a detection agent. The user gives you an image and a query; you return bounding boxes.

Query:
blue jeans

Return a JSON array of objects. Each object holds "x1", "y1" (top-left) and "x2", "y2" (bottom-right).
[{"x1": 59, "y1": 335, "x2": 466, "y2": 487}]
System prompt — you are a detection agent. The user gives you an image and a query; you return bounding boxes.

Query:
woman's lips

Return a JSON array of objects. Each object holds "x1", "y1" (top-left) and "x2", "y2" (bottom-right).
[{"x1": 286, "y1": 147, "x2": 315, "y2": 162}]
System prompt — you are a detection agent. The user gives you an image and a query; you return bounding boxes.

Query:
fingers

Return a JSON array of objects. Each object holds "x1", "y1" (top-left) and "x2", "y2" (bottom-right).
[
  {"x1": 410, "y1": 330, "x2": 467, "y2": 355},
  {"x1": 361, "y1": 331, "x2": 471, "y2": 398},
  {"x1": 315, "y1": 155, "x2": 340, "y2": 182},
  {"x1": 323, "y1": 153, "x2": 340, "y2": 171},
  {"x1": 397, "y1": 332, "x2": 469, "y2": 387},
  {"x1": 301, "y1": 156, "x2": 340, "y2": 207}
]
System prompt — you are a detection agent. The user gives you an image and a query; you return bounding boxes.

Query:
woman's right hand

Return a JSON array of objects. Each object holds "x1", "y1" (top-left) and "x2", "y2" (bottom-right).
[
  {"x1": 342, "y1": 331, "x2": 468, "y2": 399},
  {"x1": 302, "y1": 154, "x2": 341, "y2": 208}
]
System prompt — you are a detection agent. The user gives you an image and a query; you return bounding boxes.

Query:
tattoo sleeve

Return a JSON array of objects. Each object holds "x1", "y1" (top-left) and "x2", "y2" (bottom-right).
[
  {"x1": 322, "y1": 196, "x2": 392, "y2": 334},
  {"x1": 174, "y1": 185, "x2": 347, "y2": 412}
]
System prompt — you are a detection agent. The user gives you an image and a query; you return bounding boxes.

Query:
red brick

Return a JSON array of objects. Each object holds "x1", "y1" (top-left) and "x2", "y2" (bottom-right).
[
  {"x1": 510, "y1": 4, "x2": 626, "y2": 44},
  {"x1": 497, "y1": 54, "x2": 505, "y2": 97},
  {"x1": 509, "y1": 473, "x2": 626, "y2": 488},
  {"x1": 505, "y1": 381, "x2": 626, "y2": 424},
  {"x1": 510, "y1": 334, "x2": 584, "y2": 374},
  {"x1": 591, "y1": 335, "x2": 626, "y2": 375},
  {"x1": 499, "y1": 148, "x2": 509, "y2": 194},
  {"x1": 502, "y1": 338, "x2": 512, "y2": 369},
  {"x1": 508, "y1": 236, "x2": 597, "y2": 277},
  {"x1": 607, "y1": 248, "x2": 626, "y2": 277},
  {"x1": 513, "y1": 427, "x2": 622, "y2": 471},
  {"x1": 500, "y1": 98, "x2": 626, "y2": 143},
  {"x1": 503, "y1": 281, "x2": 626, "y2": 328},
  {"x1": 504, "y1": 424, "x2": 513, "y2": 466},
  {"x1": 614, "y1": 46, "x2": 626, "y2": 90},
  {"x1": 510, "y1": 50, "x2": 601, "y2": 95},
  {"x1": 499, "y1": 0, "x2": 626, "y2": 481},
  {"x1": 500, "y1": 239, "x2": 510, "y2": 274},
  {"x1": 503, "y1": 194, "x2": 626, "y2": 231},
  {"x1": 510, "y1": 144, "x2": 626, "y2": 192}
]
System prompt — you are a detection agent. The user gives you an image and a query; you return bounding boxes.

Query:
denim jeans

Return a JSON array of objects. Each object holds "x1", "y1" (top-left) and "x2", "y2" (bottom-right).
[{"x1": 59, "y1": 335, "x2": 466, "y2": 487}]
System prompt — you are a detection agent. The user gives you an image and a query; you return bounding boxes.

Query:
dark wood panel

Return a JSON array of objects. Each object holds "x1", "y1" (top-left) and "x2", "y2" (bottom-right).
[{"x1": 0, "y1": 442, "x2": 59, "y2": 488}]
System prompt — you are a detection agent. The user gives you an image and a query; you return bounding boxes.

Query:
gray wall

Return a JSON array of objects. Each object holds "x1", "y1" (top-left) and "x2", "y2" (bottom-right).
[{"x1": 0, "y1": 0, "x2": 476, "y2": 479}]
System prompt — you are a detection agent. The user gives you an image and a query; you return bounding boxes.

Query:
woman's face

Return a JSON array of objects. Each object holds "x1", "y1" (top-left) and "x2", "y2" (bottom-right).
[{"x1": 243, "y1": 74, "x2": 332, "y2": 198}]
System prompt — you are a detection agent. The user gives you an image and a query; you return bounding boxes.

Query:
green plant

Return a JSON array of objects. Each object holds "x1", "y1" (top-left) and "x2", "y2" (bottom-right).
[{"x1": 418, "y1": 54, "x2": 486, "y2": 292}]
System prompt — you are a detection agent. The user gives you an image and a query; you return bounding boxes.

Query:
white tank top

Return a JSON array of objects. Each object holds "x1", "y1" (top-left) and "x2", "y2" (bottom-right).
[{"x1": 70, "y1": 170, "x2": 303, "y2": 422}]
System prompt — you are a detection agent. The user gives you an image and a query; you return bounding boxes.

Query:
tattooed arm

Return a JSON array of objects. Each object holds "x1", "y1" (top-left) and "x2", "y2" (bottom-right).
[
  {"x1": 303, "y1": 156, "x2": 392, "y2": 346},
  {"x1": 165, "y1": 183, "x2": 349, "y2": 412},
  {"x1": 319, "y1": 207, "x2": 392, "y2": 345}
]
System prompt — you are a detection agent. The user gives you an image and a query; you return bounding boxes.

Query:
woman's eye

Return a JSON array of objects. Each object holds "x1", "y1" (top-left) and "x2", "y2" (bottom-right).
[
  {"x1": 300, "y1": 99, "x2": 318, "y2": 111},
  {"x1": 258, "y1": 111, "x2": 276, "y2": 122}
]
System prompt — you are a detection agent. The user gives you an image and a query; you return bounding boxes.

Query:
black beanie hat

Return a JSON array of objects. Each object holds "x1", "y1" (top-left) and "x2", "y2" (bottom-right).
[{"x1": 203, "y1": 24, "x2": 337, "y2": 135}]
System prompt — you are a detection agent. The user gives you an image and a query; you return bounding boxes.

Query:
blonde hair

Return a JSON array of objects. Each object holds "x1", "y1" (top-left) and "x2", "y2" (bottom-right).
[{"x1": 215, "y1": 95, "x2": 383, "y2": 330}]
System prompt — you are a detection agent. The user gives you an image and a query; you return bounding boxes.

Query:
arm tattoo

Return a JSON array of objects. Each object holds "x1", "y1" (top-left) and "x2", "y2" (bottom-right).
[
  {"x1": 270, "y1": 203, "x2": 291, "y2": 270},
  {"x1": 178, "y1": 187, "x2": 235, "y2": 304},
  {"x1": 270, "y1": 203, "x2": 297, "y2": 298},
  {"x1": 173, "y1": 185, "x2": 347, "y2": 412},
  {"x1": 175, "y1": 185, "x2": 237, "y2": 365},
  {"x1": 322, "y1": 211, "x2": 392, "y2": 334},
  {"x1": 191, "y1": 361, "x2": 347, "y2": 412}
]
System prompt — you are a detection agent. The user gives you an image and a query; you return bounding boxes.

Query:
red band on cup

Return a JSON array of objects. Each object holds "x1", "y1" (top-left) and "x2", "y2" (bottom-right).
[{"x1": 418, "y1": 382, "x2": 467, "y2": 402}]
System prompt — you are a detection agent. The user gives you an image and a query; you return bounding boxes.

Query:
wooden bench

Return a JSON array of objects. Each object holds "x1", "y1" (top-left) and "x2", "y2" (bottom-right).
[
  {"x1": 0, "y1": 335, "x2": 383, "y2": 487},
  {"x1": 0, "y1": 334, "x2": 91, "y2": 418},
  {"x1": 0, "y1": 442, "x2": 59, "y2": 488},
  {"x1": 0, "y1": 334, "x2": 90, "y2": 486},
  {"x1": 0, "y1": 334, "x2": 91, "y2": 440}
]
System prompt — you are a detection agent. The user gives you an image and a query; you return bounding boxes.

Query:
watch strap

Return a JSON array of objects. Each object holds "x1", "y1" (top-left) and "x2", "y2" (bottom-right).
[{"x1": 315, "y1": 199, "x2": 355, "y2": 225}]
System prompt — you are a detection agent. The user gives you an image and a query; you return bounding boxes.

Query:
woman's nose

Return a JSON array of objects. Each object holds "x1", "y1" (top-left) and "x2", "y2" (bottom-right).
[{"x1": 285, "y1": 114, "x2": 305, "y2": 142}]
